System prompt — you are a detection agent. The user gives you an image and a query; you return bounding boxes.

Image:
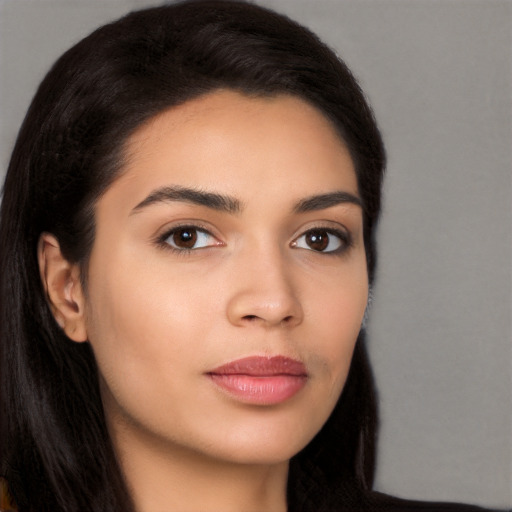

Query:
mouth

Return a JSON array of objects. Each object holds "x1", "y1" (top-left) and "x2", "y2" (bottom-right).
[{"x1": 206, "y1": 355, "x2": 308, "y2": 405}]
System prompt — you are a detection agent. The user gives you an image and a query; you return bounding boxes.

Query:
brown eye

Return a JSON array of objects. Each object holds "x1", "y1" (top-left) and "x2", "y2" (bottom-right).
[
  {"x1": 172, "y1": 228, "x2": 197, "y2": 248},
  {"x1": 305, "y1": 230, "x2": 329, "y2": 251},
  {"x1": 292, "y1": 228, "x2": 346, "y2": 253},
  {"x1": 163, "y1": 226, "x2": 215, "y2": 251}
]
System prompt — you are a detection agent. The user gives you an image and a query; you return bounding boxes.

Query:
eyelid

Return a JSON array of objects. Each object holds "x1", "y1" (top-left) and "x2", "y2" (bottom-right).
[
  {"x1": 155, "y1": 221, "x2": 224, "y2": 252},
  {"x1": 153, "y1": 219, "x2": 354, "y2": 255},
  {"x1": 290, "y1": 223, "x2": 353, "y2": 254}
]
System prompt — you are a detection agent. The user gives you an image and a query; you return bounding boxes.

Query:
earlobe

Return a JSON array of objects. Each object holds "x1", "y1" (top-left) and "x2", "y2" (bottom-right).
[{"x1": 38, "y1": 233, "x2": 88, "y2": 342}]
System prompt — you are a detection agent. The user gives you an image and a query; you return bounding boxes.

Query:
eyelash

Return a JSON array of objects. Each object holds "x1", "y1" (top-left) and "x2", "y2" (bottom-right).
[
  {"x1": 292, "y1": 227, "x2": 352, "y2": 255},
  {"x1": 156, "y1": 224, "x2": 352, "y2": 255},
  {"x1": 156, "y1": 224, "x2": 219, "y2": 255}
]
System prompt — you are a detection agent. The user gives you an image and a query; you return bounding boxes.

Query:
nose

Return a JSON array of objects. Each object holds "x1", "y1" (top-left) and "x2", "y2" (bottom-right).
[{"x1": 226, "y1": 247, "x2": 303, "y2": 328}]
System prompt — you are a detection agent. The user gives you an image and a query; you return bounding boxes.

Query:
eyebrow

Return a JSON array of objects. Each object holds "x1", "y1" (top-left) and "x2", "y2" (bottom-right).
[
  {"x1": 293, "y1": 191, "x2": 362, "y2": 213},
  {"x1": 131, "y1": 185, "x2": 362, "y2": 215},
  {"x1": 131, "y1": 185, "x2": 243, "y2": 214}
]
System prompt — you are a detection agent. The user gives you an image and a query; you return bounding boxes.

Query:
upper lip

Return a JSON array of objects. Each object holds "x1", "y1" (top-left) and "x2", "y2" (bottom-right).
[{"x1": 208, "y1": 355, "x2": 308, "y2": 377}]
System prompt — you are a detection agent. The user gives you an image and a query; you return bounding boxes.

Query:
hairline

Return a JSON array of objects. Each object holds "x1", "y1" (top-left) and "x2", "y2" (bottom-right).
[{"x1": 77, "y1": 87, "x2": 363, "y2": 290}]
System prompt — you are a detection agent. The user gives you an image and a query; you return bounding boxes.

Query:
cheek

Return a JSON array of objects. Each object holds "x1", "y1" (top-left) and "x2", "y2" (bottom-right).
[
  {"x1": 84, "y1": 264, "x2": 210, "y2": 440},
  {"x1": 87, "y1": 245, "x2": 205, "y2": 340},
  {"x1": 305, "y1": 264, "x2": 368, "y2": 384},
  {"x1": 84, "y1": 256, "x2": 189, "y2": 390},
  {"x1": 83, "y1": 246, "x2": 223, "y2": 395}
]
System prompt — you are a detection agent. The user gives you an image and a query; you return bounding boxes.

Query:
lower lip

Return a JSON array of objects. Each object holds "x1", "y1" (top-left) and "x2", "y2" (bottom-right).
[{"x1": 208, "y1": 374, "x2": 307, "y2": 405}]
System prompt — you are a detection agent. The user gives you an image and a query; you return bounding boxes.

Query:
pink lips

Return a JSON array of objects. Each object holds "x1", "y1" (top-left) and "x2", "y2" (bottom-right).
[{"x1": 207, "y1": 356, "x2": 308, "y2": 405}]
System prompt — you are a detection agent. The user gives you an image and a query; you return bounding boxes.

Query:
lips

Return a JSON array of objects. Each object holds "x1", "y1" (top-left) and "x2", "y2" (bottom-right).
[{"x1": 207, "y1": 356, "x2": 308, "y2": 405}]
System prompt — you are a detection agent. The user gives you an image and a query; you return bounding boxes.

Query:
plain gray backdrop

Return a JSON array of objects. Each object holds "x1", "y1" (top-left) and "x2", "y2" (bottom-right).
[{"x1": 0, "y1": 0, "x2": 510, "y2": 509}]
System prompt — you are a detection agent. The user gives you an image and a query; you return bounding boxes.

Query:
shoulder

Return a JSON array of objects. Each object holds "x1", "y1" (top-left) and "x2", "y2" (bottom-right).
[{"x1": 364, "y1": 490, "x2": 508, "y2": 512}]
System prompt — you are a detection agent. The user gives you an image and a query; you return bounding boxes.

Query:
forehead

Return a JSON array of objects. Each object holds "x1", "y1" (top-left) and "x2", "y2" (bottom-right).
[{"x1": 107, "y1": 90, "x2": 358, "y2": 210}]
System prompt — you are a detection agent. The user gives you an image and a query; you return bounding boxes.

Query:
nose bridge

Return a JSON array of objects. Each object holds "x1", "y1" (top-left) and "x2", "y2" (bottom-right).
[{"x1": 226, "y1": 238, "x2": 303, "y2": 327}]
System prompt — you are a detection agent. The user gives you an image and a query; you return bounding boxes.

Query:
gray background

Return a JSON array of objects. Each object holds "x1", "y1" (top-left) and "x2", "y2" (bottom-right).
[{"x1": 0, "y1": 0, "x2": 510, "y2": 508}]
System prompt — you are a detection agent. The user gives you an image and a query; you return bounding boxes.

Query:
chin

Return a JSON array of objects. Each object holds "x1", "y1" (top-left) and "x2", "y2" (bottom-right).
[{"x1": 191, "y1": 417, "x2": 322, "y2": 466}]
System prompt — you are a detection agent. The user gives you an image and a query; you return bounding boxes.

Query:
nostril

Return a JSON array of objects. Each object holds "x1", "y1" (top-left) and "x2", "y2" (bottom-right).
[{"x1": 241, "y1": 314, "x2": 295, "y2": 324}]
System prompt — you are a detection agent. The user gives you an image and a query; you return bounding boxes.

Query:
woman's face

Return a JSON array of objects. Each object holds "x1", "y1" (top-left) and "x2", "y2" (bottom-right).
[{"x1": 83, "y1": 90, "x2": 368, "y2": 465}]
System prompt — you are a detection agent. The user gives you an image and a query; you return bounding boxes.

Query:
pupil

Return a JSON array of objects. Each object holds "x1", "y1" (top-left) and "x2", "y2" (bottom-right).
[
  {"x1": 307, "y1": 231, "x2": 328, "y2": 251},
  {"x1": 173, "y1": 228, "x2": 197, "y2": 248}
]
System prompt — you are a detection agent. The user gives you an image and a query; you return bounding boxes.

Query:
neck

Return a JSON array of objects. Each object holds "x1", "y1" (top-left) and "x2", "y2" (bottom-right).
[{"x1": 108, "y1": 414, "x2": 289, "y2": 512}]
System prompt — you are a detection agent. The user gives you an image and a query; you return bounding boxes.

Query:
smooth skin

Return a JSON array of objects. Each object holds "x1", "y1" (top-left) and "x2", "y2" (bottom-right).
[{"x1": 39, "y1": 90, "x2": 369, "y2": 512}]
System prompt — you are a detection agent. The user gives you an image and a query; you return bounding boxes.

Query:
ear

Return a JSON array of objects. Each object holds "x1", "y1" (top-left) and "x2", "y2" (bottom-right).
[{"x1": 38, "y1": 233, "x2": 88, "y2": 342}]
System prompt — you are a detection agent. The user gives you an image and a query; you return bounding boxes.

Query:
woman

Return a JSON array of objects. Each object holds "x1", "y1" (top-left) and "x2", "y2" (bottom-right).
[{"x1": 0, "y1": 1, "x2": 501, "y2": 511}]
